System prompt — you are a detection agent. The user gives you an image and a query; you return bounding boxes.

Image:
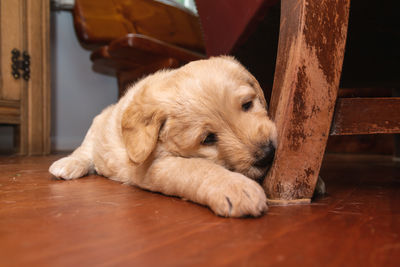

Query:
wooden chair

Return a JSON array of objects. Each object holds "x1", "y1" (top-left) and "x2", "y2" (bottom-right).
[
  {"x1": 196, "y1": 0, "x2": 400, "y2": 204},
  {"x1": 73, "y1": 0, "x2": 206, "y2": 96}
]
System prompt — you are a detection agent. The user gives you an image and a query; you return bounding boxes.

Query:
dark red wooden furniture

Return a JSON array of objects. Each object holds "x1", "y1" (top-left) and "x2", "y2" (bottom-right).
[
  {"x1": 74, "y1": 0, "x2": 206, "y2": 96},
  {"x1": 198, "y1": 0, "x2": 400, "y2": 204}
]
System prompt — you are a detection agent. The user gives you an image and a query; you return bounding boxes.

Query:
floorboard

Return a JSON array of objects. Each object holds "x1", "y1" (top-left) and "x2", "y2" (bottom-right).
[{"x1": 0, "y1": 154, "x2": 399, "y2": 266}]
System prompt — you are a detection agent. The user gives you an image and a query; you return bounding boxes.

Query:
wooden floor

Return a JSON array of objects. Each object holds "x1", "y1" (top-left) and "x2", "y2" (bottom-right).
[{"x1": 1, "y1": 154, "x2": 399, "y2": 266}]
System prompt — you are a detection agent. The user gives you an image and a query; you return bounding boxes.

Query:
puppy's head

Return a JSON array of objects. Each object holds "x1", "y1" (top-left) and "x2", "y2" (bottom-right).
[{"x1": 122, "y1": 56, "x2": 277, "y2": 181}]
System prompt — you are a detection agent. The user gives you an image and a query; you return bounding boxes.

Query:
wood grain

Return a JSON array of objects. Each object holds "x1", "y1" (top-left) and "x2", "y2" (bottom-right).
[
  {"x1": 331, "y1": 97, "x2": 400, "y2": 135},
  {"x1": 90, "y1": 34, "x2": 205, "y2": 94},
  {"x1": 25, "y1": 0, "x2": 51, "y2": 155},
  {"x1": 75, "y1": 0, "x2": 206, "y2": 97},
  {"x1": 0, "y1": 0, "x2": 24, "y2": 100},
  {"x1": 74, "y1": 0, "x2": 204, "y2": 52},
  {"x1": 107, "y1": 34, "x2": 206, "y2": 63},
  {"x1": 265, "y1": 0, "x2": 350, "y2": 202},
  {"x1": 90, "y1": 34, "x2": 205, "y2": 74},
  {"x1": 0, "y1": 0, "x2": 50, "y2": 155},
  {"x1": 0, "y1": 100, "x2": 20, "y2": 124},
  {"x1": 0, "y1": 154, "x2": 399, "y2": 266}
]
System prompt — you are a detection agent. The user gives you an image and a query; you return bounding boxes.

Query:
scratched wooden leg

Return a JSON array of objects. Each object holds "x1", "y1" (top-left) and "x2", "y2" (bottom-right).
[{"x1": 264, "y1": 0, "x2": 350, "y2": 204}]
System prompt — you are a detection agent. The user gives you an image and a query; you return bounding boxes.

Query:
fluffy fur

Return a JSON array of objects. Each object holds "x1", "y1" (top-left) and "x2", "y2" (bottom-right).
[{"x1": 49, "y1": 56, "x2": 277, "y2": 217}]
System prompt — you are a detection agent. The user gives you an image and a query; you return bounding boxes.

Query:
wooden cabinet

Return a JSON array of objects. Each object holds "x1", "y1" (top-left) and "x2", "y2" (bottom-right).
[{"x1": 0, "y1": 0, "x2": 50, "y2": 155}]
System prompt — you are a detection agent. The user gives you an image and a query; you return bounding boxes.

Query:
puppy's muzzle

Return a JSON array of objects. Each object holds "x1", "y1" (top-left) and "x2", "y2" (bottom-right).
[{"x1": 253, "y1": 142, "x2": 275, "y2": 168}]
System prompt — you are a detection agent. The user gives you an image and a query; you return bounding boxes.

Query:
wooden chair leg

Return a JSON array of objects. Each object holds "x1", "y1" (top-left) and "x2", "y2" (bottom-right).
[{"x1": 264, "y1": 0, "x2": 350, "y2": 204}]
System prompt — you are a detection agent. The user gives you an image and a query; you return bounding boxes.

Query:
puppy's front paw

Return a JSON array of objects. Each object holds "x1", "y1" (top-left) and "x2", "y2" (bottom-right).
[
  {"x1": 209, "y1": 174, "x2": 267, "y2": 217},
  {"x1": 49, "y1": 156, "x2": 90, "y2": 179}
]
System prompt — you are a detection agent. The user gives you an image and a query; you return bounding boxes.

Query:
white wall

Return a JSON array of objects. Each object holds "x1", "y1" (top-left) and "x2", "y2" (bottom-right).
[{"x1": 50, "y1": 11, "x2": 118, "y2": 151}]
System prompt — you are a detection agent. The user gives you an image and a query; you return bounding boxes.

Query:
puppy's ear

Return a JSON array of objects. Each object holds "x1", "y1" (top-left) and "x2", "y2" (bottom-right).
[
  {"x1": 121, "y1": 103, "x2": 165, "y2": 165},
  {"x1": 252, "y1": 80, "x2": 267, "y2": 108},
  {"x1": 221, "y1": 56, "x2": 267, "y2": 108}
]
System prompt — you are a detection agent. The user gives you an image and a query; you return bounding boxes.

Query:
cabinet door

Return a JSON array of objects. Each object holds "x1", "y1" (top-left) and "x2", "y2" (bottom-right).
[
  {"x1": 0, "y1": 0, "x2": 50, "y2": 155},
  {"x1": 0, "y1": 0, "x2": 25, "y2": 101}
]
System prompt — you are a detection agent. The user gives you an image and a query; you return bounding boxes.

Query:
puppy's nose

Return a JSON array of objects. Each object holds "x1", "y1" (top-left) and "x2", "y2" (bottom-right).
[{"x1": 253, "y1": 142, "x2": 275, "y2": 168}]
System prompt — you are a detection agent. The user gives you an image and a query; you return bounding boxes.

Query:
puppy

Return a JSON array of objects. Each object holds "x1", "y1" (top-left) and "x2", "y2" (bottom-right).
[{"x1": 49, "y1": 56, "x2": 277, "y2": 217}]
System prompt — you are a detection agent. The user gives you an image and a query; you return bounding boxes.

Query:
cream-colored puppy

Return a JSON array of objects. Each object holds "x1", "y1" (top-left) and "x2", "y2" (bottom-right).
[{"x1": 49, "y1": 56, "x2": 277, "y2": 217}]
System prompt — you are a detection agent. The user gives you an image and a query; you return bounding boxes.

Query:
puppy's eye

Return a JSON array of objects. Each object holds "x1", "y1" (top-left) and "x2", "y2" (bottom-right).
[
  {"x1": 202, "y1": 133, "x2": 218, "y2": 145},
  {"x1": 242, "y1": 101, "x2": 253, "y2": 111}
]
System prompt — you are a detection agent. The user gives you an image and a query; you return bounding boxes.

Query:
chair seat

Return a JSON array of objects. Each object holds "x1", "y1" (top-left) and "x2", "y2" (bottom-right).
[
  {"x1": 89, "y1": 34, "x2": 205, "y2": 96},
  {"x1": 91, "y1": 34, "x2": 205, "y2": 74},
  {"x1": 73, "y1": 0, "x2": 205, "y2": 96},
  {"x1": 74, "y1": 0, "x2": 205, "y2": 52}
]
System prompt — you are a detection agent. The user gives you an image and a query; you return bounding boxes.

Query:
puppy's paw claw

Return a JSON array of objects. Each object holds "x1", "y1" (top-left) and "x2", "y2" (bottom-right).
[
  {"x1": 210, "y1": 175, "x2": 268, "y2": 217},
  {"x1": 49, "y1": 157, "x2": 89, "y2": 180}
]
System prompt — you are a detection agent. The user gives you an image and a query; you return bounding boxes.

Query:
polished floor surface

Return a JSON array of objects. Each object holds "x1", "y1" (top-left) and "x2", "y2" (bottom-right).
[{"x1": 1, "y1": 154, "x2": 399, "y2": 266}]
